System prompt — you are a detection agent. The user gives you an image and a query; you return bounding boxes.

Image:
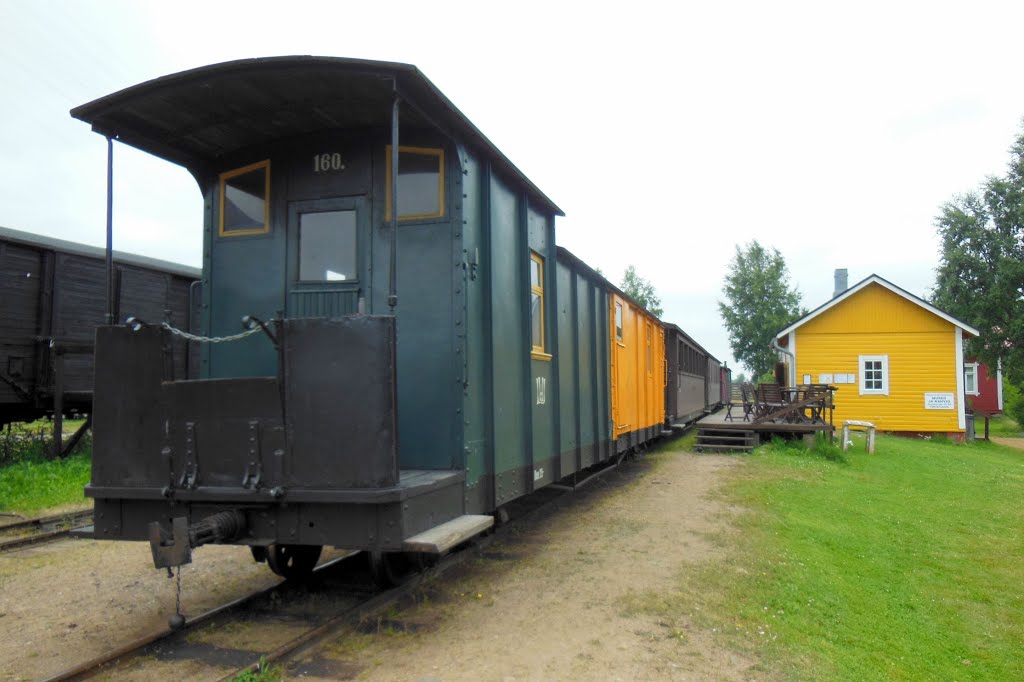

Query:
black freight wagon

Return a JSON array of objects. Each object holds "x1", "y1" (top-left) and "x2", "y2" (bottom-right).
[
  {"x1": 664, "y1": 323, "x2": 710, "y2": 427},
  {"x1": 707, "y1": 354, "x2": 723, "y2": 410},
  {"x1": 0, "y1": 225, "x2": 199, "y2": 449}
]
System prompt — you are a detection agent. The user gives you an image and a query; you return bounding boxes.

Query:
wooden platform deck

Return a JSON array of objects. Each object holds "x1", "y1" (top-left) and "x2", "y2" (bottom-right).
[{"x1": 698, "y1": 407, "x2": 835, "y2": 434}]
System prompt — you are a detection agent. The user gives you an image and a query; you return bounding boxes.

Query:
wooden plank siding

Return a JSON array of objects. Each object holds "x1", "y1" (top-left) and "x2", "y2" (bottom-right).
[
  {"x1": 793, "y1": 283, "x2": 962, "y2": 433},
  {"x1": 609, "y1": 293, "x2": 665, "y2": 440}
]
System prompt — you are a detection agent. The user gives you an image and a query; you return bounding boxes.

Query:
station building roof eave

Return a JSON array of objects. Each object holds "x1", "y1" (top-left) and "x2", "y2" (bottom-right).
[
  {"x1": 774, "y1": 274, "x2": 980, "y2": 340},
  {"x1": 70, "y1": 55, "x2": 563, "y2": 217}
]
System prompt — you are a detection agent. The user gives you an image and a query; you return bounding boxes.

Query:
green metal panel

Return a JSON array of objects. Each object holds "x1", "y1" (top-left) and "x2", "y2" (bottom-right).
[
  {"x1": 553, "y1": 259, "x2": 611, "y2": 473},
  {"x1": 489, "y1": 174, "x2": 528, "y2": 503},
  {"x1": 556, "y1": 263, "x2": 579, "y2": 466},
  {"x1": 595, "y1": 284, "x2": 612, "y2": 448},
  {"x1": 361, "y1": 137, "x2": 459, "y2": 472},
  {"x1": 390, "y1": 220, "x2": 456, "y2": 469},
  {"x1": 458, "y1": 148, "x2": 492, "y2": 513},
  {"x1": 204, "y1": 178, "x2": 286, "y2": 379},
  {"x1": 527, "y1": 204, "x2": 555, "y2": 487}
]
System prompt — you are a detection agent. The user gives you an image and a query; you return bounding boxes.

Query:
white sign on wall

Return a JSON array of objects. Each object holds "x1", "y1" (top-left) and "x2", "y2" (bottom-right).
[{"x1": 924, "y1": 392, "x2": 955, "y2": 410}]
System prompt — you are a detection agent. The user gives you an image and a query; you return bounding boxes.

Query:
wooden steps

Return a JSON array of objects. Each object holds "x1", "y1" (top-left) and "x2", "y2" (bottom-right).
[{"x1": 695, "y1": 428, "x2": 757, "y2": 453}]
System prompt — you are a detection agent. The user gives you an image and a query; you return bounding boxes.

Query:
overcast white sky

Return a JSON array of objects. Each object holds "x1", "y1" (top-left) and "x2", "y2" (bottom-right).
[{"x1": 2, "y1": 0, "x2": 1023, "y2": 373}]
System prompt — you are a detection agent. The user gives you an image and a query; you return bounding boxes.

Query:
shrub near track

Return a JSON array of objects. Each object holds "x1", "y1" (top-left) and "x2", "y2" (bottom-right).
[
  {"x1": 0, "y1": 420, "x2": 92, "y2": 515},
  {"x1": 0, "y1": 452, "x2": 91, "y2": 515},
  {"x1": 647, "y1": 435, "x2": 1024, "y2": 681}
]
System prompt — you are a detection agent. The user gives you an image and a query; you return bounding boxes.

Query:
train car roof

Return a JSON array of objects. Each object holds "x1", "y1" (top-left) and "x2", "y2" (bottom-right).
[
  {"x1": 0, "y1": 225, "x2": 200, "y2": 279},
  {"x1": 557, "y1": 247, "x2": 727, "y2": 365},
  {"x1": 70, "y1": 56, "x2": 563, "y2": 217},
  {"x1": 556, "y1": 246, "x2": 663, "y2": 322},
  {"x1": 662, "y1": 322, "x2": 713, "y2": 357}
]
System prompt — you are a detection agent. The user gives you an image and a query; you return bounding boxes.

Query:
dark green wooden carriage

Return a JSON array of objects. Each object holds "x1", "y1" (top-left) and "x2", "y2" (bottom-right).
[{"x1": 72, "y1": 57, "x2": 621, "y2": 578}]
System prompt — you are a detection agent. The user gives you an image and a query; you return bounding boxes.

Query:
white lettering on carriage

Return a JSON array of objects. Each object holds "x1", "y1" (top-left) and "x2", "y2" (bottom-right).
[{"x1": 313, "y1": 152, "x2": 345, "y2": 173}]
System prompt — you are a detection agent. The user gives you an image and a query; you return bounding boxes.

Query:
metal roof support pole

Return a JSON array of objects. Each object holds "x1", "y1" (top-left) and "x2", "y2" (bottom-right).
[
  {"x1": 104, "y1": 136, "x2": 115, "y2": 324},
  {"x1": 388, "y1": 91, "x2": 400, "y2": 311}
]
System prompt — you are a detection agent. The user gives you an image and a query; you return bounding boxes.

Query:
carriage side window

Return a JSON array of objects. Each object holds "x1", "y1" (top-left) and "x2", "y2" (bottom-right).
[
  {"x1": 219, "y1": 160, "x2": 270, "y2": 236},
  {"x1": 299, "y1": 210, "x2": 357, "y2": 282},
  {"x1": 615, "y1": 303, "x2": 623, "y2": 343},
  {"x1": 385, "y1": 146, "x2": 445, "y2": 220},
  {"x1": 530, "y1": 252, "x2": 547, "y2": 357}
]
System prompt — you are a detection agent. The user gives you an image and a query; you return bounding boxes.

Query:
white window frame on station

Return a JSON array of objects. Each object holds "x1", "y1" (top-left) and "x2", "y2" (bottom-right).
[
  {"x1": 859, "y1": 354, "x2": 889, "y2": 395},
  {"x1": 964, "y1": 362, "x2": 979, "y2": 396}
]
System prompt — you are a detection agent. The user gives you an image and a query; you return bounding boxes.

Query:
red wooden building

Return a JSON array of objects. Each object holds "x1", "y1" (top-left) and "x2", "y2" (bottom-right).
[{"x1": 965, "y1": 358, "x2": 1003, "y2": 415}]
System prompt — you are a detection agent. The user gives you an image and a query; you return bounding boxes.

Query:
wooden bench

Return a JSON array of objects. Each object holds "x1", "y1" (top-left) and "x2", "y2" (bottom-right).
[{"x1": 842, "y1": 420, "x2": 876, "y2": 454}]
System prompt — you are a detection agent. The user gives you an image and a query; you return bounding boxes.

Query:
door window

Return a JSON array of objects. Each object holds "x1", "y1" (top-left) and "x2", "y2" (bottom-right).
[{"x1": 299, "y1": 209, "x2": 357, "y2": 282}]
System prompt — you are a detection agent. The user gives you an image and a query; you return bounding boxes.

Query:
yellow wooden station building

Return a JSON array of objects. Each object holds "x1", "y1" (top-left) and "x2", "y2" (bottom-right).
[{"x1": 774, "y1": 273, "x2": 979, "y2": 439}]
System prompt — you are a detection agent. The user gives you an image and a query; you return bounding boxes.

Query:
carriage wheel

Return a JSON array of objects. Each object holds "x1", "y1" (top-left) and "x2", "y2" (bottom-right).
[{"x1": 266, "y1": 543, "x2": 322, "y2": 580}]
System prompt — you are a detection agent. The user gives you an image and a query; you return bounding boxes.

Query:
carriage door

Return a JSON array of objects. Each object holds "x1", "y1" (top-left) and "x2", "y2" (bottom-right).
[{"x1": 286, "y1": 197, "x2": 369, "y2": 318}]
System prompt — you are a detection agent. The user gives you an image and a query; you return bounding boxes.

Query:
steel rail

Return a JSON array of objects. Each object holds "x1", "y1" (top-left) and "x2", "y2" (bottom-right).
[
  {"x1": 0, "y1": 509, "x2": 92, "y2": 534},
  {"x1": 216, "y1": 473, "x2": 620, "y2": 681},
  {"x1": 41, "y1": 451, "x2": 650, "y2": 681},
  {"x1": 39, "y1": 552, "x2": 358, "y2": 682},
  {"x1": 0, "y1": 509, "x2": 93, "y2": 552}
]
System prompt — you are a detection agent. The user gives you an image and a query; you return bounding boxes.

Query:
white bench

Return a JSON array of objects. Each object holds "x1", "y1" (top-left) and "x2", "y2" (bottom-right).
[{"x1": 842, "y1": 420, "x2": 876, "y2": 454}]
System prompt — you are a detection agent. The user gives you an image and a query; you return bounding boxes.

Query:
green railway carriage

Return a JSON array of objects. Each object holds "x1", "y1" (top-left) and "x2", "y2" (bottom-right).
[{"x1": 72, "y1": 56, "x2": 644, "y2": 579}]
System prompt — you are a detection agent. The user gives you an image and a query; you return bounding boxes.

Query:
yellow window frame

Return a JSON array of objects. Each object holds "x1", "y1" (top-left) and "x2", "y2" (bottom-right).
[
  {"x1": 530, "y1": 251, "x2": 551, "y2": 360},
  {"x1": 218, "y1": 160, "x2": 271, "y2": 237},
  {"x1": 385, "y1": 145, "x2": 445, "y2": 221},
  {"x1": 614, "y1": 302, "x2": 624, "y2": 345}
]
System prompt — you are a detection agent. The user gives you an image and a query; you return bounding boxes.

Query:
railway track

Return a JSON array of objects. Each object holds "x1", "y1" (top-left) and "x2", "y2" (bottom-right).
[
  {"x1": 39, "y1": 545, "x2": 475, "y2": 681},
  {"x1": 0, "y1": 509, "x2": 91, "y2": 552},
  {"x1": 39, "y1": 458, "x2": 627, "y2": 682}
]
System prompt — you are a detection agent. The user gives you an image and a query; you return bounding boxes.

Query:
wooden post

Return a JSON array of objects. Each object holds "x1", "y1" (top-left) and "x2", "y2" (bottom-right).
[
  {"x1": 60, "y1": 414, "x2": 92, "y2": 458},
  {"x1": 52, "y1": 351, "x2": 63, "y2": 459},
  {"x1": 984, "y1": 415, "x2": 990, "y2": 441}
]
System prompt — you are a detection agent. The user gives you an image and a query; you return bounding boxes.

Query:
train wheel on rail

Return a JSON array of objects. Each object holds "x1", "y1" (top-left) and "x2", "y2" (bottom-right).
[
  {"x1": 266, "y1": 544, "x2": 322, "y2": 580},
  {"x1": 369, "y1": 551, "x2": 435, "y2": 587}
]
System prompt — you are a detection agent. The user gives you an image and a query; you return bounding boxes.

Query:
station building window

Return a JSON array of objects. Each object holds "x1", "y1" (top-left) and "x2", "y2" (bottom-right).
[
  {"x1": 859, "y1": 355, "x2": 889, "y2": 395},
  {"x1": 615, "y1": 303, "x2": 623, "y2": 343},
  {"x1": 530, "y1": 252, "x2": 548, "y2": 359},
  {"x1": 964, "y1": 363, "x2": 979, "y2": 395},
  {"x1": 385, "y1": 146, "x2": 445, "y2": 220},
  {"x1": 219, "y1": 160, "x2": 270, "y2": 236}
]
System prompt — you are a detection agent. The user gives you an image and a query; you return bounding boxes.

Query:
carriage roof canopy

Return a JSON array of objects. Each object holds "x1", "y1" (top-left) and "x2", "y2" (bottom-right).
[{"x1": 71, "y1": 55, "x2": 562, "y2": 216}]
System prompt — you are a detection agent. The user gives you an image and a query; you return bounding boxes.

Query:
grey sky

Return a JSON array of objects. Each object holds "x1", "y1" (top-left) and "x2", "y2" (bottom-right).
[{"x1": 2, "y1": 0, "x2": 1023, "y2": 374}]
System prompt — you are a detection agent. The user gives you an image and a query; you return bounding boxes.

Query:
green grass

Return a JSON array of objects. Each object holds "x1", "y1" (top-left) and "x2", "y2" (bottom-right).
[
  {"x1": 7, "y1": 417, "x2": 87, "y2": 435},
  {"x1": 231, "y1": 657, "x2": 284, "y2": 681},
  {"x1": 0, "y1": 452, "x2": 91, "y2": 515},
  {"x1": 985, "y1": 414, "x2": 1021, "y2": 437},
  {"x1": 643, "y1": 435, "x2": 1024, "y2": 680}
]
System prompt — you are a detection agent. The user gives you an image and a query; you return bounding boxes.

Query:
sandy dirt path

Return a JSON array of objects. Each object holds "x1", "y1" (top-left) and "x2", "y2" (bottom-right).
[
  {"x1": 991, "y1": 437, "x2": 1024, "y2": 451},
  {"x1": 293, "y1": 449, "x2": 756, "y2": 681},
  {"x1": 0, "y1": 445, "x2": 753, "y2": 681}
]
